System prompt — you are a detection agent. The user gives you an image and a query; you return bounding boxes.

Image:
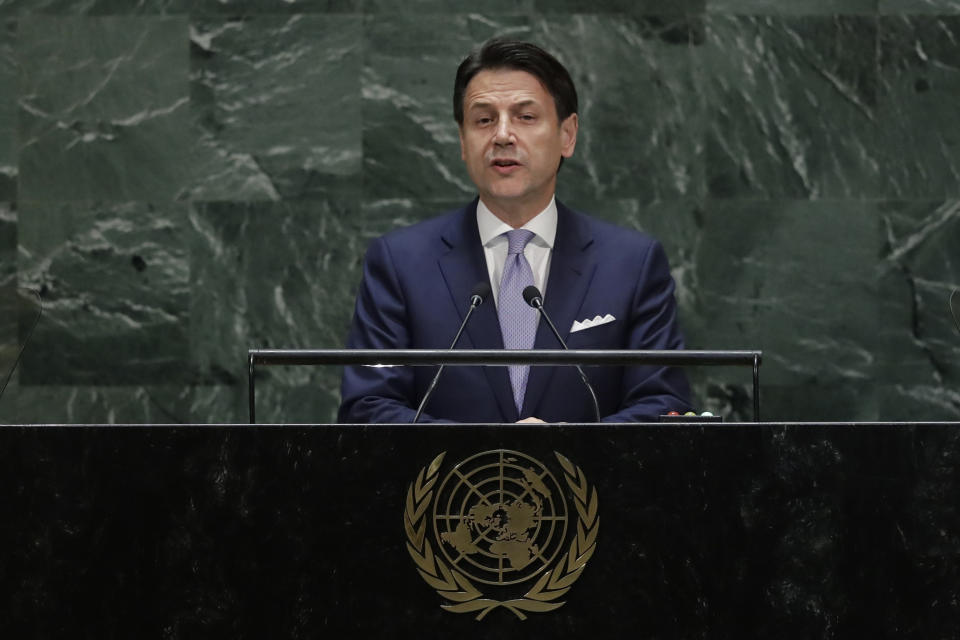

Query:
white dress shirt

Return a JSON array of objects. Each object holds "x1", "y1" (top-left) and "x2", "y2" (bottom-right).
[{"x1": 476, "y1": 197, "x2": 558, "y2": 308}]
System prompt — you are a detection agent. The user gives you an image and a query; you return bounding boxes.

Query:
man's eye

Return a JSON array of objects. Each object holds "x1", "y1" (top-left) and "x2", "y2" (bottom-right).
[{"x1": 519, "y1": 114, "x2": 536, "y2": 121}]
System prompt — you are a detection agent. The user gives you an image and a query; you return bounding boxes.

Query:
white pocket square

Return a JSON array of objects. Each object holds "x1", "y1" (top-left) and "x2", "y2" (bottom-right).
[{"x1": 570, "y1": 314, "x2": 616, "y2": 333}]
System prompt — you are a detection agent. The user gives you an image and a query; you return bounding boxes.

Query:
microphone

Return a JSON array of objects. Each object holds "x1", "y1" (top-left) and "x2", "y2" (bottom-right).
[
  {"x1": 413, "y1": 282, "x2": 491, "y2": 423},
  {"x1": 522, "y1": 285, "x2": 601, "y2": 423},
  {"x1": 951, "y1": 289, "x2": 960, "y2": 334}
]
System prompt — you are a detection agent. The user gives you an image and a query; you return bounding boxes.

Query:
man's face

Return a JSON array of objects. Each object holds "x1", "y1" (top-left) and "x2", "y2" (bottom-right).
[{"x1": 458, "y1": 69, "x2": 578, "y2": 220}]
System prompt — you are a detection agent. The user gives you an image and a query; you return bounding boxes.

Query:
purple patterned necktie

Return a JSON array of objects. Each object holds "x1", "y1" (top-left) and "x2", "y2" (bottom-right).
[{"x1": 498, "y1": 229, "x2": 538, "y2": 413}]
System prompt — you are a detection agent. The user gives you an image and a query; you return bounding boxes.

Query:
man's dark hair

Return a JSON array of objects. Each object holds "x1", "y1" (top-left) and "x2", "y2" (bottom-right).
[{"x1": 453, "y1": 38, "x2": 579, "y2": 126}]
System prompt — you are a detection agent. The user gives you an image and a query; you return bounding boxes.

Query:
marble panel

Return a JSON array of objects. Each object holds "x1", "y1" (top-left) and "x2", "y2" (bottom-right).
[
  {"x1": 0, "y1": 353, "x2": 17, "y2": 418},
  {"x1": 876, "y1": 200, "x2": 960, "y2": 420},
  {"x1": 0, "y1": 0, "x2": 187, "y2": 15},
  {"x1": 707, "y1": 0, "x2": 879, "y2": 14},
  {"x1": 357, "y1": 196, "x2": 477, "y2": 233},
  {"x1": 186, "y1": 381, "x2": 246, "y2": 423},
  {"x1": 0, "y1": 20, "x2": 15, "y2": 200},
  {"x1": 0, "y1": 202, "x2": 13, "y2": 285},
  {"x1": 365, "y1": 0, "x2": 533, "y2": 11},
  {"x1": 879, "y1": 382, "x2": 960, "y2": 421},
  {"x1": 189, "y1": 15, "x2": 361, "y2": 202},
  {"x1": 248, "y1": 380, "x2": 345, "y2": 424},
  {"x1": 690, "y1": 201, "x2": 881, "y2": 415},
  {"x1": 701, "y1": 15, "x2": 881, "y2": 198},
  {"x1": 583, "y1": 199, "x2": 867, "y2": 421},
  {"x1": 362, "y1": 14, "x2": 530, "y2": 206},
  {"x1": 191, "y1": 0, "x2": 360, "y2": 14},
  {"x1": 880, "y1": 0, "x2": 960, "y2": 13},
  {"x1": 0, "y1": 382, "x2": 193, "y2": 424},
  {"x1": 534, "y1": 0, "x2": 706, "y2": 12},
  {"x1": 0, "y1": 378, "x2": 260, "y2": 424},
  {"x1": 17, "y1": 201, "x2": 191, "y2": 385},
  {"x1": 689, "y1": 377, "x2": 756, "y2": 420},
  {"x1": 17, "y1": 16, "x2": 192, "y2": 202},
  {"x1": 531, "y1": 14, "x2": 705, "y2": 205},
  {"x1": 190, "y1": 197, "x2": 369, "y2": 424},
  {"x1": 761, "y1": 381, "x2": 880, "y2": 421},
  {"x1": 0, "y1": 204, "x2": 15, "y2": 397},
  {"x1": 3, "y1": 6, "x2": 955, "y2": 427},
  {"x1": 0, "y1": 292, "x2": 45, "y2": 419},
  {"x1": 875, "y1": 15, "x2": 960, "y2": 197}
]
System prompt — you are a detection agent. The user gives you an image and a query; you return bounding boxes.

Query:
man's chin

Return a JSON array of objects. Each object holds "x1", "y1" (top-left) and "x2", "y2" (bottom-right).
[{"x1": 483, "y1": 182, "x2": 531, "y2": 201}]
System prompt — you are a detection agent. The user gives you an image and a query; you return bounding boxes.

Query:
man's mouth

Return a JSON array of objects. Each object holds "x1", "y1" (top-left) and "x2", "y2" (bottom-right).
[{"x1": 491, "y1": 159, "x2": 521, "y2": 174}]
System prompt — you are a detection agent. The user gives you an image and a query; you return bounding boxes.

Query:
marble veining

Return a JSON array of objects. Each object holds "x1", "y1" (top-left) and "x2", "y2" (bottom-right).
[
  {"x1": 17, "y1": 16, "x2": 192, "y2": 202},
  {"x1": 1, "y1": 6, "x2": 959, "y2": 424},
  {"x1": 189, "y1": 15, "x2": 362, "y2": 201},
  {"x1": 0, "y1": 20, "x2": 15, "y2": 201},
  {"x1": 17, "y1": 201, "x2": 190, "y2": 385},
  {"x1": 702, "y1": 15, "x2": 881, "y2": 198},
  {"x1": 876, "y1": 15, "x2": 960, "y2": 197}
]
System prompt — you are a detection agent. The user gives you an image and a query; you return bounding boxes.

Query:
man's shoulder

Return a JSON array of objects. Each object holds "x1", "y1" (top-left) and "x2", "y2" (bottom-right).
[
  {"x1": 559, "y1": 202, "x2": 661, "y2": 251},
  {"x1": 375, "y1": 201, "x2": 474, "y2": 249}
]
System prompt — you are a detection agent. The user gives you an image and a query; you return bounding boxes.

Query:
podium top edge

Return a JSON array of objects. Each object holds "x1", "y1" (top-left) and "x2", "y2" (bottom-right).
[
  {"x1": 247, "y1": 349, "x2": 763, "y2": 367},
  {"x1": 3, "y1": 421, "x2": 960, "y2": 428}
]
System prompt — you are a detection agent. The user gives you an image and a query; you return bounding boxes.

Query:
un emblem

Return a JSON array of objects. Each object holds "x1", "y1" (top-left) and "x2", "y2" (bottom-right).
[{"x1": 403, "y1": 450, "x2": 599, "y2": 620}]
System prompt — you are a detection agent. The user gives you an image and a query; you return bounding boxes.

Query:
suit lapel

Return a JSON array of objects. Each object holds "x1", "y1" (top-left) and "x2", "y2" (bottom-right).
[
  {"x1": 437, "y1": 200, "x2": 518, "y2": 422},
  {"x1": 521, "y1": 202, "x2": 597, "y2": 418}
]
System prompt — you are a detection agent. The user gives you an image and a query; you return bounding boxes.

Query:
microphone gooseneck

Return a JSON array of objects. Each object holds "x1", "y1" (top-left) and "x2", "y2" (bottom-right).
[
  {"x1": 522, "y1": 285, "x2": 602, "y2": 423},
  {"x1": 413, "y1": 282, "x2": 490, "y2": 423}
]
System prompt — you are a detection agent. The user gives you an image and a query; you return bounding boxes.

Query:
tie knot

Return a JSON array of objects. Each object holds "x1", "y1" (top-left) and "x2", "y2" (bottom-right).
[{"x1": 506, "y1": 229, "x2": 535, "y2": 255}]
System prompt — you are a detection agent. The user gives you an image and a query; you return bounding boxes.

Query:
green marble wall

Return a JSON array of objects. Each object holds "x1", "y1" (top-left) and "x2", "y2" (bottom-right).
[{"x1": 0, "y1": 0, "x2": 957, "y2": 424}]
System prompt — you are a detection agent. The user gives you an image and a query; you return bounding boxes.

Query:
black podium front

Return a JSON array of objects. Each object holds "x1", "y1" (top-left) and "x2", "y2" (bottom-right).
[{"x1": 2, "y1": 422, "x2": 959, "y2": 638}]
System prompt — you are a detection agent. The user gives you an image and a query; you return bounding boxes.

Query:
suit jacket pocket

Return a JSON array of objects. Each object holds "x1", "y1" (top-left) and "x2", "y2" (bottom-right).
[{"x1": 566, "y1": 321, "x2": 620, "y2": 349}]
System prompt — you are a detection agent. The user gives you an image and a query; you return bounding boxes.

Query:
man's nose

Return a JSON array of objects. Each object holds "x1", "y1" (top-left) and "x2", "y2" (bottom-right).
[{"x1": 493, "y1": 117, "x2": 514, "y2": 145}]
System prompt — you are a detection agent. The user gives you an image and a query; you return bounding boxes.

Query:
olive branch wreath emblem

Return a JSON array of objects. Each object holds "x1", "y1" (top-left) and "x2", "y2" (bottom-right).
[{"x1": 403, "y1": 451, "x2": 599, "y2": 620}]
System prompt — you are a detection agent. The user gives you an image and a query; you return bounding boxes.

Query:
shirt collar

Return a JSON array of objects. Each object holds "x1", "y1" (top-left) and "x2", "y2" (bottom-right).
[{"x1": 476, "y1": 197, "x2": 558, "y2": 248}]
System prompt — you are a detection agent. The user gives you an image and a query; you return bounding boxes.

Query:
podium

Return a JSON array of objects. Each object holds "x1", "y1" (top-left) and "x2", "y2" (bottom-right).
[
  {"x1": 2, "y1": 421, "x2": 959, "y2": 637},
  {"x1": 248, "y1": 348, "x2": 765, "y2": 422}
]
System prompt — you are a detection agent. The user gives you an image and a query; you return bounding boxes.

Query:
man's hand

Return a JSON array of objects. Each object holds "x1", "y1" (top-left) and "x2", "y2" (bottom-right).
[{"x1": 516, "y1": 417, "x2": 546, "y2": 423}]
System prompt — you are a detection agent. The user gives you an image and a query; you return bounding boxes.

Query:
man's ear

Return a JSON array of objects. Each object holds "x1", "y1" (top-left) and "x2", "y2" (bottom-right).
[
  {"x1": 458, "y1": 126, "x2": 466, "y2": 161},
  {"x1": 560, "y1": 113, "x2": 578, "y2": 158}
]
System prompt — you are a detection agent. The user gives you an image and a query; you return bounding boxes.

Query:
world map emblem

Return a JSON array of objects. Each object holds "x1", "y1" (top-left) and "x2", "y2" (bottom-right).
[{"x1": 403, "y1": 449, "x2": 599, "y2": 620}]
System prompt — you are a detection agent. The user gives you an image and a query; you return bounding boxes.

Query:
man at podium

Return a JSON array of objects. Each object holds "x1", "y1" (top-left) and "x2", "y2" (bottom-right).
[{"x1": 339, "y1": 39, "x2": 690, "y2": 424}]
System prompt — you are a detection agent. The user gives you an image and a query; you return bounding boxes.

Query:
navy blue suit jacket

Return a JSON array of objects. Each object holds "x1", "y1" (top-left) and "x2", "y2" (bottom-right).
[{"x1": 338, "y1": 199, "x2": 691, "y2": 423}]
